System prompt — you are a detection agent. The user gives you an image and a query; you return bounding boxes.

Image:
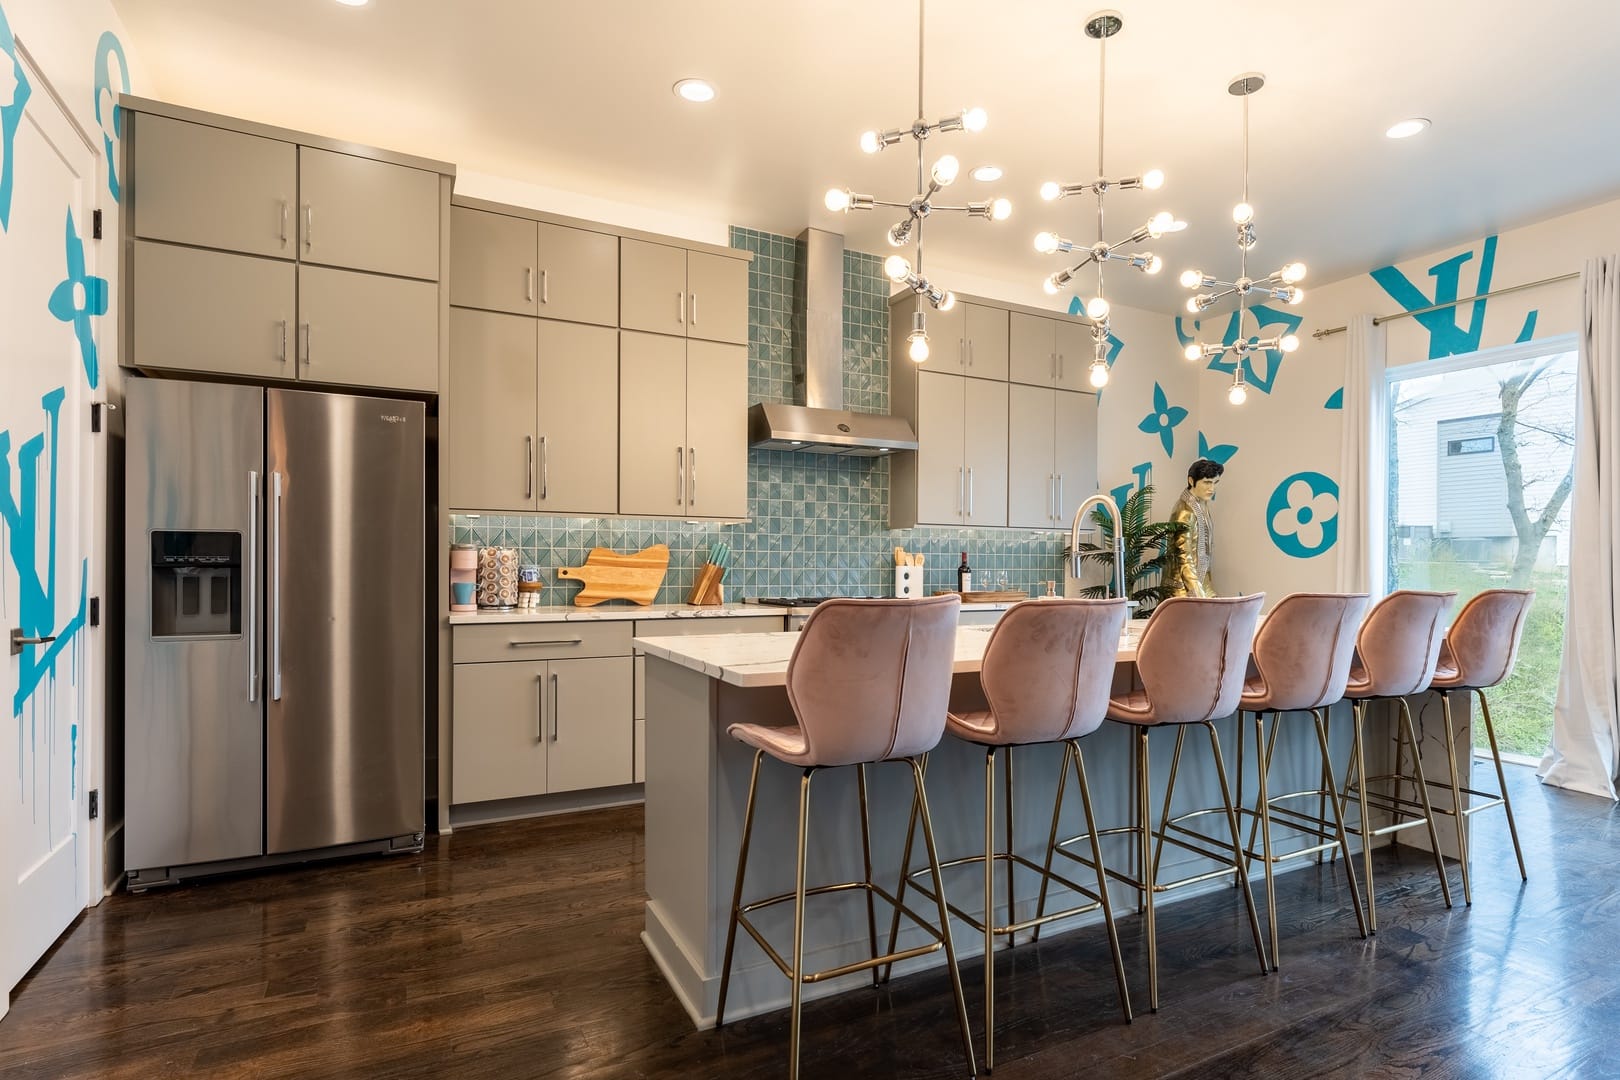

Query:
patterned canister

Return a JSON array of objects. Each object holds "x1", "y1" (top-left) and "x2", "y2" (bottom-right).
[{"x1": 477, "y1": 546, "x2": 520, "y2": 609}]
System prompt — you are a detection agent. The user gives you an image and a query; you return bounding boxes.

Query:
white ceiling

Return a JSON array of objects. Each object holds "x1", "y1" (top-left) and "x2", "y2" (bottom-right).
[{"x1": 111, "y1": 0, "x2": 1620, "y2": 313}]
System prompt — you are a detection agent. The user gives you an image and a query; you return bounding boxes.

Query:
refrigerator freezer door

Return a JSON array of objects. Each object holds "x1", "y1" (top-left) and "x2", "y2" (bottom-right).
[
  {"x1": 125, "y1": 378, "x2": 266, "y2": 871},
  {"x1": 265, "y1": 389, "x2": 425, "y2": 854}
]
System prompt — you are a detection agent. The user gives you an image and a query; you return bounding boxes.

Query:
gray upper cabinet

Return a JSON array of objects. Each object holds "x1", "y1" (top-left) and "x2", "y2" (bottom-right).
[
  {"x1": 537, "y1": 222, "x2": 619, "y2": 327},
  {"x1": 131, "y1": 114, "x2": 297, "y2": 259},
  {"x1": 963, "y1": 380, "x2": 1009, "y2": 528},
  {"x1": 1009, "y1": 312, "x2": 1057, "y2": 387},
  {"x1": 684, "y1": 340, "x2": 748, "y2": 518},
  {"x1": 964, "y1": 304, "x2": 1009, "y2": 381},
  {"x1": 618, "y1": 331, "x2": 689, "y2": 516},
  {"x1": 893, "y1": 293, "x2": 965, "y2": 372},
  {"x1": 450, "y1": 206, "x2": 538, "y2": 316},
  {"x1": 448, "y1": 308, "x2": 538, "y2": 512},
  {"x1": 299, "y1": 146, "x2": 441, "y2": 281},
  {"x1": 1053, "y1": 319, "x2": 1093, "y2": 393},
  {"x1": 621, "y1": 239, "x2": 748, "y2": 344},
  {"x1": 1054, "y1": 389, "x2": 1100, "y2": 523},
  {"x1": 130, "y1": 240, "x2": 296, "y2": 380},
  {"x1": 536, "y1": 321, "x2": 619, "y2": 515},
  {"x1": 1007, "y1": 383, "x2": 1098, "y2": 528},
  {"x1": 298, "y1": 265, "x2": 439, "y2": 392}
]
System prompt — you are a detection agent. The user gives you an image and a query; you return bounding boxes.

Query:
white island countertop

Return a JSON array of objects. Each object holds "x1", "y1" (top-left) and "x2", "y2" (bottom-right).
[
  {"x1": 634, "y1": 619, "x2": 1148, "y2": 688},
  {"x1": 449, "y1": 599, "x2": 1028, "y2": 626}
]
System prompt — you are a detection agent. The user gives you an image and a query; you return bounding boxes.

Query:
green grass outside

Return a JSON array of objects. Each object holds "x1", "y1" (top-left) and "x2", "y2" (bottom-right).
[{"x1": 1392, "y1": 554, "x2": 1565, "y2": 757}]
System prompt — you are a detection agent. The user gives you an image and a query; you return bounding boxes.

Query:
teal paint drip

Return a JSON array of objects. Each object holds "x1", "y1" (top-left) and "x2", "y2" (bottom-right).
[
  {"x1": 1370, "y1": 235, "x2": 1499, "y2": 359},
  {"x1": 0, "y1": 1, "x2": 33, "y2": 231}
]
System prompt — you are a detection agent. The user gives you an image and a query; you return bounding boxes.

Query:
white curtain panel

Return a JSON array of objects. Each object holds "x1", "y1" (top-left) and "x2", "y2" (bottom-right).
[
  {"x1": 1541, "y1": 256, "x2": 1620, "y2": 800},
  {"x1": 1334, "y1": 315, "x2": 1388, "y2": 597}
]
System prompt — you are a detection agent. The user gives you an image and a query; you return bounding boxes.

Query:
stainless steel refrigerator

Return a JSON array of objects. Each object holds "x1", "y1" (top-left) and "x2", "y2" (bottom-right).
[{"x1": 125, "y1": 377, "x2": 425, "y2": 887}]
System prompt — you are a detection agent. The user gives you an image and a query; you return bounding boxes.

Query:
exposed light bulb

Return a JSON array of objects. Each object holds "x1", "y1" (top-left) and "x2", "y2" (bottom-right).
[
  {"x1": 990, "y1": 197, "x2": 1012, "y2": 221},
  {"x1": 1089, "y1": 361, "x2": 1110, "y2": 388},
  {"x1": 1179, "y1": 269, "x2": 1203, "y2": 289},
  {"x1": 930, "y1": 154, "x2": 960, "y2": 186},
  {"x1": 1085, "y1": 296, "x2": 1110, "y2": 320},
  {"x1": 1228, "y1": 381, "x2": 1248, "y2": 405},
  {"x1": 937, "y1": 291, "x2": 957, "y2": 312},
  {"x1": 1280, "y1": 334, "x2": 1301, "y2": 353},
  {"x1": 884, "y1": 255, "x2": 912, "y2": 281},
  {"x1": 1145, "y1": 255, "x2": 1163, "y2": 275},
  {"x1": 1281, "y1": 261, "x2": 1307, "y2": 284},
  {"x1": 1148, "y1": 211, "x2": 1175, "y2": 238},
  {"x1": 908, "y1": 332, "x2": 931, "y2": 362},
  {"x1": 824, "y1": 188, "x2": 850, "y2": 213},
  {"x1": 1034, "y1": 232, "x2": 1059, "y2": 255},
  {"x1": 860, "y1": 130, "x2": 881, "y2": 154},
  {"x1": 961, "y1": 106, "x2": 988, "y2": 133},
  {"x1": 1287, "y1": 286, "x2": 1306, "y2": 305},
  {"x1": 1185, "y1": 297, "x2": 1201, "y2": 314},
  {"x1": 1043, "y1": 274, "x2": 1064, "y2": 296},
  {"x1": 1233, "y1": 202, "x2": 1254, "y2": 225},
  {"x1": 1143, "y1": 168, "x2": 1165, "y2": 191},
  {"x1": 1184, "y1": 344, "x2": 1203, "y2": 362},
  {"x1": 1040, "y1": 181, "x2": 1062, "y2": 202},
  {"x1": 887, "y1": 222, "x2": 910, "y2": 247}
]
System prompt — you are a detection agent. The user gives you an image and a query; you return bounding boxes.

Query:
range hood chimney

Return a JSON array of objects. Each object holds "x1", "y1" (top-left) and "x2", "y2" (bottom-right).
[{"x1": 747, "y1": 228, "x2": 919, "y2": 456}]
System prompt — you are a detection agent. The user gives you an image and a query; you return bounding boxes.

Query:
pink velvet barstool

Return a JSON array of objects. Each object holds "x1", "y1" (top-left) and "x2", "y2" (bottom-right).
[
  {"x1": 1092, "y1": 593, "x2": 1269, "y2": 1012},
  {"x1": 713, "y1": 595, "x2": 977, "y2": 1080},
  {"x1": 1425, "y1": 588, "x2": 1535, "y2": 904},
  {"x1": 1337, "y1": 589, "x2": 1458, "y2": 931},
  {"x1": 886, "y1": 598, "x2": 1133, "y2": 1070},
  {"x1": 1236, "y1": 592, "x2": 1371, "y2": 968}
]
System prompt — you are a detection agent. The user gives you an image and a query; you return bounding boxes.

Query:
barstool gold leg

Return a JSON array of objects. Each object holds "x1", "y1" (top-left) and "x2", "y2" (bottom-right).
[
  {"x1": 1138, "y1": 727, "x2": 1157, "y2": 1011},
  {"x1": 857, "y1": 763, "x2": 881, "y2": 985},
  {"x1": 1398, "y1": 699, "x2": 1454, "y2": 909},
  {"x1": 1005, "y1": 747, "x2": 1016, "y2": 950},
  {"x1": 1438, "y1": 692, "x2": 1472, "y2": 905},
  {"x1": 787, "y1": 768, "x2": 814, "y2": 1080},
  {"x1": 1152, "y1": 727, "x2": 1187, "y2": 888},
  {"x1": 716, "y1": 749, "x2": 764, "y2": 1027},
  {"x1": 1253, "y1": 711, "x2": 1279, "y2": 970},
  {"x1": 1031, "y1": 740, "x2": 1073, "y2": 945},
  {"x1": 1074, "y1": 743, "x2": 1133, "y2": 1023},
  {"x1": 1312, "y1": 709, "x2": 1367, "y2": 938},
  {"x1": 1133, "y1": 733, "x2": 1145, "y2": 917},
  {"x1": 911, "y1": 757, "x2": 979, "y2": 1078},
  {"x1": 1318, "y1": 708, "x2": 1333, "y2": 866},
  {"x1": 984, "y1": 745, "x2": 998, "y2": 1071},
  {"x1": 1205, "y1": 722, "x2": 1269, "y2": 976},
  {"x1": 1477, "y1": 689, "x2": 1528, "y2": 880},
  {"x1": 881, "y1": 752, "x2": 927, "y2": 983},
  {"x1": 1350, "y1": 701, "x2": 1376, "y2": 933},
  {"x1": 1233, "y1": 712, "x2": 1246, "y2": 888}
]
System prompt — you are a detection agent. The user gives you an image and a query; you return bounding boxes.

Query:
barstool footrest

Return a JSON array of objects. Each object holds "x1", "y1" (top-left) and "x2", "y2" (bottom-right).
[
  {"x1": 906, "y1": 850, "x2": 1107, "y2": 937},
  {"x1": 736, "y1": 880, "x2": 947, "y2": 985}
]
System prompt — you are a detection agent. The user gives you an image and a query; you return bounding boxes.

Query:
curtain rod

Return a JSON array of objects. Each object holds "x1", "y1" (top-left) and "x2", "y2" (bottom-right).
[{"x1": 1310, "y1": 271, "x2": 1580, "y2": 339}]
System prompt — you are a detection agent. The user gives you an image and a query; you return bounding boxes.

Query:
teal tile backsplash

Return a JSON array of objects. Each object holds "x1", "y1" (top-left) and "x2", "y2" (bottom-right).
[{"x1": 450, "y1": 227, "x2": 1067, "y2": 606}]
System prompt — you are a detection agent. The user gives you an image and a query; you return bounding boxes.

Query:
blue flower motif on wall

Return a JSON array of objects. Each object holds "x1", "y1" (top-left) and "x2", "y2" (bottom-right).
[
  {"x1": 0, "y1": 1, "x2": 33, "y2": 231},
  {"x1": 1177, "y1": 304, "x2": 1303, "y2": 395},
  {"x1": 93, "y1": 31, "x2": 130, "y2": 203},
  {"x1": 1266, "y1": 471, "x2": 1339, "y2": 559},
  {"x1": 48, "y1": 208, "x2": 109, "y2": 389},
  {"x1": 1137, "y1": 382, "x2": 1187, "y2": 458},
  {"x1": 1196, "y1": 432, "x2": 1237, "y2": 466},
  {"x1": 1324, "y1": 388, "x2": 1344, "y2": 410}
]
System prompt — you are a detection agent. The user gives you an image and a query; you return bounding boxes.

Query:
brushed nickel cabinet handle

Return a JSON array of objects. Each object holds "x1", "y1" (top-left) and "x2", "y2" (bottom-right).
[
  {"x1": 968, "y1": 466, "x2": 975, "y2": 517},
  {"x1": 1058, "y1": 475, "x2": 1065, "y2": 519},
  {"x1": 525, "y1": 267, "x2": 534, "y2": 303},
  {"x1": 540, "y1": 435, "x2": 549, "y2": 501},
  {"x1": 300, "y1": 323, "x2": 311, "y2": 365},
  {"x1": 278, "y1": 320, "x2": 287, "y2": 364},
  {"x1": 691, "y1": 293, "x2": 698, "y2": 325},
  {"x1": 303, "y1": 204, "x2": 312, "y2": 252},
  {"x1": 676, "y1": 447, "x2": 685, "y2": 505},
  {"x1": 550, "y1": 671, "x2": 560, "y2": 741},
  {"x1": 677, "y1": 292, "x2": 685, "y2": 324},
  {"x1": 509, "y1": 638, "x2": 583, "y2": 647},
  {"x1": 525, "y1": 435, "x2": 534, "y2": 501},
  {"x1": 541, "y1": 269, "x2": 549, "y2": 304},
  {"x1": 688, "y1": 447, "x2": 697, "y2": 506},
  {"x1": 536, "y1": 674, "x2": 545, "y2": 741},
  {"x1": 279, "y1": 200, "x2": 288, "y2": 247}
]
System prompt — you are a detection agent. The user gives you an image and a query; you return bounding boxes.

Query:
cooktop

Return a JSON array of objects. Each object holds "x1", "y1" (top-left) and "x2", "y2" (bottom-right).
[{"x1": 752, "y1": 595, "x2": 882, "y2": 607}]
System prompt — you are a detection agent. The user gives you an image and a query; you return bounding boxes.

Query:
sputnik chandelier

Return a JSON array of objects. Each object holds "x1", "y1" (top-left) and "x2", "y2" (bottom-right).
[
  {"x1": 1179, "y1": 73, "x2": 1306, "y2": 405},
  {"x1": 1035, "y1": 9, "x2": 1184, "y2": 390},
  {"x1": 825, "y1": 0, "x2": 1011, "y2": 364}
]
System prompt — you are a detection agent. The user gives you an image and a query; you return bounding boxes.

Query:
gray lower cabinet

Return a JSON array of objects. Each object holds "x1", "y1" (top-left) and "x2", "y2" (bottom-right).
[
  {"x1": 546, "y1": 657, "x2": 634, "y2": 793},
  {"x1": 298, "y1": 265, "x2": 439, "y2": 392},
  {"x1": 619, "y1": 332, "x2": 747, "y2": 519},
  {"x1": 620, "y1": 239, "x2": 748, "y2": 345},
  {"x1": 131, "y1": 113, "x2": 297, "y2": 259},
  {"x1": 536, "y1": 320, "x2": 618, "y2": 514},
  {"x1": 298, "y1": 146, "x2": 441, "y2": 281},
  {"x1": 1008, "y1": 383, "x2": 1099, "y2": 528},
  {"x1": 449, "y1": 308, "x2": 538, "y2": 512},
  {"x1": 129, "y1": 240, "x2": 297, "y2": 379}
]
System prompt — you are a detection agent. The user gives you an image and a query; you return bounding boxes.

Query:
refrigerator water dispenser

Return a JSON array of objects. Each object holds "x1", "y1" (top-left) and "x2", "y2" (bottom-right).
[{"x1": 151, "y1": 530, "x2": 241, "y2": 638}]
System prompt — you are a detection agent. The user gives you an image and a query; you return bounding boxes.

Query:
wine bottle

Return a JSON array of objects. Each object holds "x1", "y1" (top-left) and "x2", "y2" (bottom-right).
[{"x1": 957, "y1": 551, "x2": 972, "y2": 594}]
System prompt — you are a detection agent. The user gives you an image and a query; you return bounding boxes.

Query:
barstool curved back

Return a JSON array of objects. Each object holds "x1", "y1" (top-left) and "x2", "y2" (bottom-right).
[
  {"x1": 784, "y1": 594, "x2": 961, "y2": 766},
  {"x1": 1348, "y1": 589, "x2": 1456, "y2": 698},
  {"x1": 978, "y1": 598, "x2": 1129, "y2": 744},
  {"x1": 1248, "y1": 592, "x2": 1369, "y2": 711},
  {"x1": 1434, "y1": 588, "x2": 1534, "y2": 691},
  {"x1": 1132, "y1": 594, "x2": 1265, "y2": 725}
]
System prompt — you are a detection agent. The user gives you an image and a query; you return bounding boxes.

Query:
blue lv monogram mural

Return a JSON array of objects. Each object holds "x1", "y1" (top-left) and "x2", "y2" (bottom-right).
[
  {"x1": 1, "y1": 388, "x2": 90, "y2": 716},
  {"x1": 48, "y1": 208, "x2": 109, "y2": 389},
  {"x1": 93, "y1": 31, "x2": 130, "y2": 203},
  {"x1": 1370, "y1": 234, "x2": 1539, "y2": 358},
  {"x1": 1137, "y1": 382, "x2": 1188, "y2": 458},
  {"x1": 1176, "y1": 304, "x2": 1304, "y2": 395},
  {"x1": 0, "y1": 0, "x2": 32, "y2": 232},
  {"x1": 1110, "y1": 461, "x2": 1153, "y2": 511}
]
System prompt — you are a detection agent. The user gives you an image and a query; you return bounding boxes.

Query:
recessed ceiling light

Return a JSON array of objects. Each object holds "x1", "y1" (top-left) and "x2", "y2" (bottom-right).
[
  {"x1": 1386, "y1": 117, "x2": 1431, "y2": 139},
  {"x1": 674, "y1": 78, "x2": 717, "y2": 103},
  {"x1": 334, "y1": 0, "x2": 369, "y2": 6},
  {"x1": 970, "y1": 165, "x2": 1003, "y2": 182}
]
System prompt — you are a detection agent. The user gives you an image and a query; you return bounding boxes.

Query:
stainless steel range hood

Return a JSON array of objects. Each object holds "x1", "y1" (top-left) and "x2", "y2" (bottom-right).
[{"x1": 747, "y1": 227, "x2": 919, "y2": 456}]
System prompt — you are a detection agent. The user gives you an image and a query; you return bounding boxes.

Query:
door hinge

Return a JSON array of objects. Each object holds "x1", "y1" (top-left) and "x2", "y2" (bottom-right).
[
  {"x1": 89, "y1": 596, "x2": 101, "y2": 627},
  {"x1": 89, "y1": 790, "x2": 99, "y2": 820},
  {"x1": 92, "y1": 209, "x2": 103, "y2": 239},
  {"x1": 91, "y1": 402, "x2": 102, "y2": 432}
]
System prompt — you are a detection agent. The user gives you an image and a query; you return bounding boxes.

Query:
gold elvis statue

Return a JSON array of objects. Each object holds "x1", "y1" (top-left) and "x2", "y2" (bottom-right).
[{"x1": 1167, "y1": 458, "x2": 1223, "y2": 598}]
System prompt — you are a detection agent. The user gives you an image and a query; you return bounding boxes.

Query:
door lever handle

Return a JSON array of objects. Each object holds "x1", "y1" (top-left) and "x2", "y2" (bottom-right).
[{"x1": 11, "y1": 629, "x2": 56, "y2": 656}]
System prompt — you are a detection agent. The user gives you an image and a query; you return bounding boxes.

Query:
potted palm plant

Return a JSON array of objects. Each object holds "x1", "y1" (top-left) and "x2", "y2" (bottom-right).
[{"x1": 1067, "y1": 485, "x2": 1188, "y2": 613}]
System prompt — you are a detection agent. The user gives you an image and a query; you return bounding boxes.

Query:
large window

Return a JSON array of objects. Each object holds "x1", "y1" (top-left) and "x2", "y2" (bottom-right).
[{"x1": 1386, "y1": 338, "x2": 1577, "y2": 757}]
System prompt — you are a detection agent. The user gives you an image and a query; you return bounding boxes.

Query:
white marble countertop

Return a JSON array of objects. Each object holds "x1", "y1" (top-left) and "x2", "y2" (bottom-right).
[
  {"x1": 634, "y1": 619, "x2": 1148, "y2": 688},
  {"x1": 448, "y1": 599, "x2": 1027, "y2": 625}
]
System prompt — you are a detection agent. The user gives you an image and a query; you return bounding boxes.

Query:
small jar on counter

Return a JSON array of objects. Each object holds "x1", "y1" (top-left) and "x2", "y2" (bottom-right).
[{"x1": 518, "y1": 580, "x2": 544, "y2": 609}]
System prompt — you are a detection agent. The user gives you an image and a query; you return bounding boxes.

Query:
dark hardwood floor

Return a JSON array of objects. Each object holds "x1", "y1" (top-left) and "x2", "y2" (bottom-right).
[{"x1": 3, "y1": 763, "x2": 1616, "y2": 1079}]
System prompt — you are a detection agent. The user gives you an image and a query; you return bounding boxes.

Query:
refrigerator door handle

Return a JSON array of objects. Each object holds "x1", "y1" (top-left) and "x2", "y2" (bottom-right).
[
  {"x1": 248, "y1": 470, "x2": 259, "y2": 703},
  {"x1": 271, "y1": 471, "x2": 284, "y2": 701}
]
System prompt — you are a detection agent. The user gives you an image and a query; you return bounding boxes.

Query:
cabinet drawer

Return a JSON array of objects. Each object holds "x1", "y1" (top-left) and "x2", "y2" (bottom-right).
[{"x1": 453, "y1": 620, "x2": 632, "y2": 663}]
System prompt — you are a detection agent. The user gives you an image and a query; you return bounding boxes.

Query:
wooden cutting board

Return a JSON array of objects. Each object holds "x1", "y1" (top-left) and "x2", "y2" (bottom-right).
[
  {"x1": 557, "y1": 544, "x2": 669, "y2": 606},
  {"x1": 933, "y1": 590, "x2": 1031, "y2": 603}
]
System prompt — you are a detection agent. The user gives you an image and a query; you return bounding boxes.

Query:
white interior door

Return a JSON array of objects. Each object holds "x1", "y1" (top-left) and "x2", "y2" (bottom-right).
[{"x1": 0, "y1": 41, "x2": 100, "y2": 1016}]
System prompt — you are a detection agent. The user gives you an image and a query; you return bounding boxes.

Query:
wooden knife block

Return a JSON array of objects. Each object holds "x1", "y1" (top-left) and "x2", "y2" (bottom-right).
[{"x1": 687, "y1": 562, "x2": 725, "y2": 606}]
